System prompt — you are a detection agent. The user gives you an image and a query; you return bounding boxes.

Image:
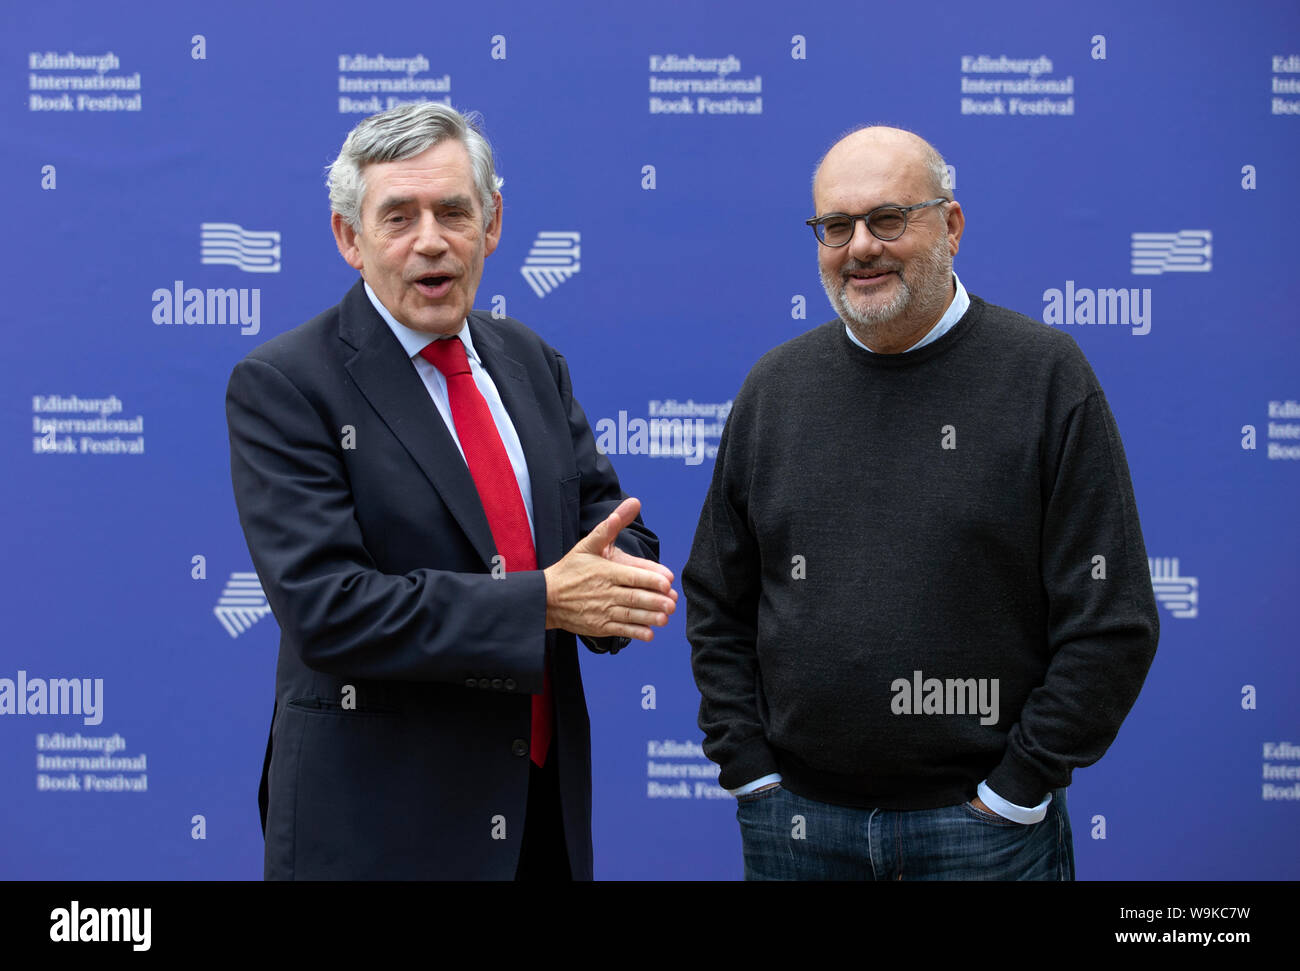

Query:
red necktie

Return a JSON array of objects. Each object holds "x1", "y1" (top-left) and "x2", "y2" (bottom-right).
[{"x1": 420, "y1": 337, "x2": 552, "y2": 767}]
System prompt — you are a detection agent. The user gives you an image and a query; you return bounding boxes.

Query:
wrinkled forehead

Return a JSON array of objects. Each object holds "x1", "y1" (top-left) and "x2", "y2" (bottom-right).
[
  {"x1": 813, "y1": 136, "x2": 932, "y2": 213},
  {"x1": 359, "y1": 141, "x2": 478, "y2": 213}
]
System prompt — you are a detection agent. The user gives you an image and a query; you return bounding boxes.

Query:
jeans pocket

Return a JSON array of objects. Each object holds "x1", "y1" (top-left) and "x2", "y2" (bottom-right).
[
  {"x1": 736, "y1": 783, "x2": 783, "y2": 805},
  {"x1": 959, "y1": 800, "x2": 1025, "y2": 827}
]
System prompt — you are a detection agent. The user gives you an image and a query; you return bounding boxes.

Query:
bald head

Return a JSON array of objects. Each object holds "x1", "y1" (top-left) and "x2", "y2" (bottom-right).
[
  {"x1": 813, "y1": 126, "x2": 951, "y2": 204},
  {"x1": 810, "y1": 124, "x2": 965, "y2": 354}
]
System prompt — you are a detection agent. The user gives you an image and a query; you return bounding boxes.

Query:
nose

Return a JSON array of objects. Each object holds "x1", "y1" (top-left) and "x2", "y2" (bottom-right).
[
  {"x1": 846, "y1": 217, "x2": 884, "y2": 262},
  {"x1": 412, "y1": 211, "x2": 449, "y2": 257}
]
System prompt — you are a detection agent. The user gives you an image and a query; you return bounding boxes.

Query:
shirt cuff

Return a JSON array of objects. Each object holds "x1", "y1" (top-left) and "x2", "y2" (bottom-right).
[
  {"x1": 729, "y1": 773, "x2": 783, "y2": 797},
  {"x1": 977, "y1": 780, "x2": 1051, "y2": 824}
]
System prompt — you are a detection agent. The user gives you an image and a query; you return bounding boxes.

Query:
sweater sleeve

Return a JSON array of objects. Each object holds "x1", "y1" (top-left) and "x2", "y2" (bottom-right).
[
  {"x1": 683, "y1": 387, "x2": 779, "y2": 789},
  {"x1": 986, "y1": 387, "x2": 1160, "y2": 806}
]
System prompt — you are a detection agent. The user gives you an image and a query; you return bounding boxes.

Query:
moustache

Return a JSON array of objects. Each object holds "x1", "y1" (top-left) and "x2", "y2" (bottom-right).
[
  {"x1": 840, "y1": 259, "x2": 904, "y2": 280},
  {"x1": 406, "y1": 264, "x2": 462, "y2": 282}
]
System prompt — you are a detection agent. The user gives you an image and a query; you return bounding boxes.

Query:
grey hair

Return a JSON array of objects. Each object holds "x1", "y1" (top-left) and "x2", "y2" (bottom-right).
[
  {"x1": 327, "y1": 101, "x2": 504, "y2": 231},
  {"x1": 920, "y1": 139, "x2": 953, "y2": 198}
]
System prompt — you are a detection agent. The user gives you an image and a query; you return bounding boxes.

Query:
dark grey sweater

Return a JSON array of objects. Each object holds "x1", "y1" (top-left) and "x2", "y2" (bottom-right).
[{"x1": 684, "y1": 296, "x2": 1159, "y2": 810}]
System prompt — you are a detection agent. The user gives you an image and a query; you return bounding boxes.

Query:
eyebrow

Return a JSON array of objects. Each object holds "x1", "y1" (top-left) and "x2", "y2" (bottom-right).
[
  {"x1": 828, "y1": 201, "x2": 906, "y2": 214},
  {"x1": 374, "y1": 193, "x2": 475, "y2": 215}
]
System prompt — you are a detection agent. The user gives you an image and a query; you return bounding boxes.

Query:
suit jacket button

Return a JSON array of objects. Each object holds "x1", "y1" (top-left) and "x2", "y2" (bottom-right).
[
  {"x1": 491, "y1": 678, "x2": 503, "y2": 690},
  {"x1": 465, "y1": 678, "x2": 478, "y2": 689},
  {"x1": 478, "y1": 678, "x2": 491, "y2": 689},
  {"x1": 511, "y1": 739, "x2": 528, "y2": 757},
  {"x1": 504, "y1": 679, "x2": 516, "y2": 691}
]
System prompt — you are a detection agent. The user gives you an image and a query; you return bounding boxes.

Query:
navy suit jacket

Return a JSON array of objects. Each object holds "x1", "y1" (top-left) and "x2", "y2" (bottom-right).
[{"x1": 226, "y1": 279, "x2": 657, "y2": 880}]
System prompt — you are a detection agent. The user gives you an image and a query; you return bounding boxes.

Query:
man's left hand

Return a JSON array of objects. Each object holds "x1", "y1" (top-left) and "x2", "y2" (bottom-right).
[{"x1": 969, "y1": 795, "x2": 1006, "y2": 819}]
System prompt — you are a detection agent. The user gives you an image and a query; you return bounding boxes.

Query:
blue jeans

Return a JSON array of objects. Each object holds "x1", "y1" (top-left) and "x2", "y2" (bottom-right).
[{"x1": 736, "y1": 784, "x2": 1074, "y2": 880}]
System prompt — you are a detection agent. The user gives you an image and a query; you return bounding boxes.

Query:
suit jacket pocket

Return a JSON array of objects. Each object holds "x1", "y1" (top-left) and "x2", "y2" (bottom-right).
[
  {"x1": 559, "y1": 472, "x2": 581, "y2": 548},
  {"x1": 286, "y1": 697, "x2": 399, "y2": 718}
]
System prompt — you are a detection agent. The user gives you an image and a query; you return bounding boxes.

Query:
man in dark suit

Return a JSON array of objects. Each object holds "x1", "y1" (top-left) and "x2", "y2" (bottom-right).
[{"x1": 226, "y1": 102, "x2": 676, "y2": 880}]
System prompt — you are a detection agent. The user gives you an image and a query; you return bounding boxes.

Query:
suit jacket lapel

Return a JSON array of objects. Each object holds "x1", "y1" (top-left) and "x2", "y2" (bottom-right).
[{"x1": 337, "y1": 281, "x2": 499, "y2": 568}]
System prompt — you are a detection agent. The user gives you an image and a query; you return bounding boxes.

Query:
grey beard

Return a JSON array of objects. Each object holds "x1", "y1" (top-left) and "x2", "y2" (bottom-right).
[
  {"x1": 820, "y1": 237, "x2": 953, "y2": 344},
  {"x1": 822, "y1": 262, "x2": 907, "y2": 327}
]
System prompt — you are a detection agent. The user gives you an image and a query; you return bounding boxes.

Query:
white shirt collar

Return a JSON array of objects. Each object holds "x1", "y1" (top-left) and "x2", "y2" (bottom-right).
[{"x1": 363, "y1": 281, "x2": 481, "y2": 364}]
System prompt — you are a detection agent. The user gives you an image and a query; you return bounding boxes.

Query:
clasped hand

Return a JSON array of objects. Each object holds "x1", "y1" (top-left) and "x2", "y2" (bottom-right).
[{"x1": 543, "y1": 497, "x2": 677, "y2": 641}]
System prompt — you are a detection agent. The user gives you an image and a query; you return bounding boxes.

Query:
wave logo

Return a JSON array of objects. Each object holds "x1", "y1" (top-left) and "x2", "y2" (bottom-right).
[
  {"x1": 1149, "y1": 557, "x2": 1198, "y2": 619},
  {"x1": 1130, "y1": 230, "x2": 1211, "y2": 275},
  {"x1": 520, "y1": 231, "x2": 580, "y2": 297},
  {"x1": 201, "y1": 223, "x2": 282, "y2": 273},
  {"x1": 214, "y1": 572, "x2": 272, "y2": 637}
]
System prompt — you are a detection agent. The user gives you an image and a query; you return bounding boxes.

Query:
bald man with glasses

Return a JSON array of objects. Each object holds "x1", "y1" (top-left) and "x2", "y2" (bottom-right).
[{"x1": 684, "y1": 126, "x2": 1159, "y2": 881}]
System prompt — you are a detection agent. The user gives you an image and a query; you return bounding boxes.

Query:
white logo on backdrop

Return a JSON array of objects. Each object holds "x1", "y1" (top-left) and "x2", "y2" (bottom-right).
[
  {"x1": 214, "y1": 572, "x2": 272, "y2": 638},
  {"x1": 520, "y1": 231, "x2": 581, "y2": 297},
  {"x1": 201, "y1": 223, "x2": 282, "y2": 273},
  {"x1": 1149, "y1": 557, "x2": 1198, "y2": 619},
  {"x1": 1130, "y1": 231, "x2": 1212, "y2": 275}
]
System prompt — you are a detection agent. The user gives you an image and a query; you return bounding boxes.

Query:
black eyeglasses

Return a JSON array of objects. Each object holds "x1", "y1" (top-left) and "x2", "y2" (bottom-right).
[{"x1": 806, "y1": 198, "x2": 949, "y2": 246}]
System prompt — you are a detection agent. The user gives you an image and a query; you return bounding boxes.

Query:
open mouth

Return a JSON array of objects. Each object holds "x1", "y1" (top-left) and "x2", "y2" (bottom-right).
[{"x1": 413, "y1": 275, "x2": 454, "y2": 296}]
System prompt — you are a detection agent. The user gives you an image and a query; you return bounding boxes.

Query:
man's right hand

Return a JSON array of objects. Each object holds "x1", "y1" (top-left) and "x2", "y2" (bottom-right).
[{"x1": 543, "y1": 497, "x2": 677, "y2": 641}]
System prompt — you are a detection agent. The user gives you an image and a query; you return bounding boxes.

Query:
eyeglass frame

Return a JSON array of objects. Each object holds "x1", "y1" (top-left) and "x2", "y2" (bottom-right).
[{"x1": 805, "y1": 198, "x2": 951, "y2": 246}]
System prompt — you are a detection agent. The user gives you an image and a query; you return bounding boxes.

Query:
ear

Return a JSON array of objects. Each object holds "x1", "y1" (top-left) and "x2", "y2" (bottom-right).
[
  {"x1": 945, "y1": 200, "x2": 965, "y2": 258},
  {"x1": 332, "y1": 212, "x2": 364, "y2": 271},
  {"x1": 483, "y1": 191, "x2": 503, "y2": 258}
]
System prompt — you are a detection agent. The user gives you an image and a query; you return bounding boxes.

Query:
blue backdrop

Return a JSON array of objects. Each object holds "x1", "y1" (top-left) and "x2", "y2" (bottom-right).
[{"x1": 3, "y1": 0, "x2": 1298, "y2": 880}]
